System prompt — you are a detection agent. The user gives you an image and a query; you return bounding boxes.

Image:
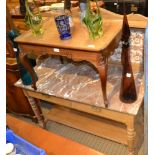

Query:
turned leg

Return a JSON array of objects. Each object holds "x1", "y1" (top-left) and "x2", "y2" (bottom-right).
[
  {"x1": 27, "y1": 97, "x2": 45, "y2": 128},
  {"x1": 23, "y1": 91, "x2": 45, "y2": 128},
  {"x1": 127, "y1": 119, "x2": 136, "y2": 155},
  {"x1": 95, "y1": 56, "x2": 109, "y2": 107},
  {"x1": 19, "y1": 52, "x2": 38, "y2": 90}
]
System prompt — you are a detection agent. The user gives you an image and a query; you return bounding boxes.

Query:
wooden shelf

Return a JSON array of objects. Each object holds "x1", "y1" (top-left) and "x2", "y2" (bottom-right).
[
  {"x1": 46, "y1": 106, "x2": 128, "y2": 145},
  {"x1": 46, "y1": 105, "x2": 143, "y2": 151}
]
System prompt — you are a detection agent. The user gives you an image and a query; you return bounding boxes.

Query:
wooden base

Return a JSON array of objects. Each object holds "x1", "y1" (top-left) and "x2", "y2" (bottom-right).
[
  {"x1": 23, "y1": 88, "x2": 144, "y2": 154},
  {"x1": 46, "y1": 106, "x2": 128, "y2": 145},
  {"x1": 46, "y1": 106, "x2": 144, "y2": 155}
]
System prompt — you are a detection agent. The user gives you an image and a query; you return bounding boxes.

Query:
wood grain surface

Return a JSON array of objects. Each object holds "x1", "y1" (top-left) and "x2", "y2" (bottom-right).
[{"x1": 15, "y1": 17, "x2": 122, "y2": 52}]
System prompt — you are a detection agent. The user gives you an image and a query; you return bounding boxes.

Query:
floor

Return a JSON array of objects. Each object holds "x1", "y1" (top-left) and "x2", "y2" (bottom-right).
[{"x1": 10, "y1": 101, "x2": 145, "y2": 155}]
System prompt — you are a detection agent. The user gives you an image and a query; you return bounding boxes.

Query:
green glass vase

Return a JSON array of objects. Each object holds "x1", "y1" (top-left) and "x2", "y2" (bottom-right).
[
  {"x1": 25, "y1": 0, "x2": 43, "y2": 36},
  {"x1": 83, "y1": 0, "x2": 103, "y2": 40}
]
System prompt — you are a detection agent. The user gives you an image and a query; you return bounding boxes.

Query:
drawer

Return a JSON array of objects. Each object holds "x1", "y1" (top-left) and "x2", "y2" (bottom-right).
[{"x1": 19, "y1": 44, "x2": 99, "y2": 63}]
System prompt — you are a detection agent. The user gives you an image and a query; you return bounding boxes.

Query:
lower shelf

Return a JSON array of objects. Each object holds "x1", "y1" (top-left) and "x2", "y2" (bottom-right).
[{"x1": 46, "y1": 106, "x2": 127, "y2": 145}]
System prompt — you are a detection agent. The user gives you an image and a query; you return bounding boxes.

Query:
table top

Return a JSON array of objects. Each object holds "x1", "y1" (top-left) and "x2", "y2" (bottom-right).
[
  {"x1": 7, "y1": 115, "x2": 104, "y2": 155},
  {"x1": 15, "y1": 14, "x2": 122, "y2": 52},
  {"x1": 15, "y1": 56, "x2": 144, "y2": 115}
]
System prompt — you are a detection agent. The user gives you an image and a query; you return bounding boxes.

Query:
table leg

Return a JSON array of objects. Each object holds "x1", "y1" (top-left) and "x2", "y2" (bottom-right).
[
  {"x1": 95, "y1": 56, "x2": 109, "y2": 107},
  {"x1": 127, "y1": 119, "x2": 136, "y2": 155},
  {"x1": 23, "y1": 91, "x2": 45, "y2": 128},
  {"x1": 28, "y1": 97, "x2": 45, "y2": 128}
]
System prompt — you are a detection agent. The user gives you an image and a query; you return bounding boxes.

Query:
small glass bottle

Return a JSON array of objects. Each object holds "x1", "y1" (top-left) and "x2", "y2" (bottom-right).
[{"x1": 25, "y1": 0, "x2": 43, "y2": 35}]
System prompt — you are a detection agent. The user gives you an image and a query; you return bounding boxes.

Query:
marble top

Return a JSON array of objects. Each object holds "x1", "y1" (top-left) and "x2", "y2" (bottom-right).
[{"x1": 15, "y1": 56, "x2": 144, "y2": 115}]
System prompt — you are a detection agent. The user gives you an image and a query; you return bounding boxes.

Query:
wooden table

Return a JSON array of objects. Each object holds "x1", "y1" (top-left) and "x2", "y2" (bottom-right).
[
  {"x1": 15, "y1": 9, "x2": 123, "y2": 108},
  {"x1": 14, "y1": 8, "x2": 147, "y2": 107},
  {"x1": 7, "y1": 114, "x2": 105, "y2": 155},
  {"x1": 14, "y1": 9, "x2": 147, "y2": 155}
]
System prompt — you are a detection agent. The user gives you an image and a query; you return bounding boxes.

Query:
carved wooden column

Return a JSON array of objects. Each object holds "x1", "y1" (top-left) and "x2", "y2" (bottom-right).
[
  {"x1": 23, "y1": 90, "x2": 45, "y2": 128},
  {"x1": 126, "y1": 117, "x2": 136, "y2": 155}
]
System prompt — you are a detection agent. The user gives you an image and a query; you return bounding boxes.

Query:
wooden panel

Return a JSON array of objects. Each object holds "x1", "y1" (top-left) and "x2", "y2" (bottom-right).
[
  {"x1": 13, "y1": 19, "x2": 29, "y2": 31},
  {"x1": 19, "y1": 43, "x2": 100, "y2": 60},
  {"x1": 46, "y1": 106, "x2": 128, "y2": 144},
  {"x1": 6, "y1": 58, "x2": 35, "y2": 117},
  {"x1": 6, "y1": 115, "x2": 105, "y2": 155}
]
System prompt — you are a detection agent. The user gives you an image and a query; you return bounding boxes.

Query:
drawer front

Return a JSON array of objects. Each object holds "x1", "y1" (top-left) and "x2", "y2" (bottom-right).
[{"x1": 19, "y1": 44, "x2": 99, "y2": 63}]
